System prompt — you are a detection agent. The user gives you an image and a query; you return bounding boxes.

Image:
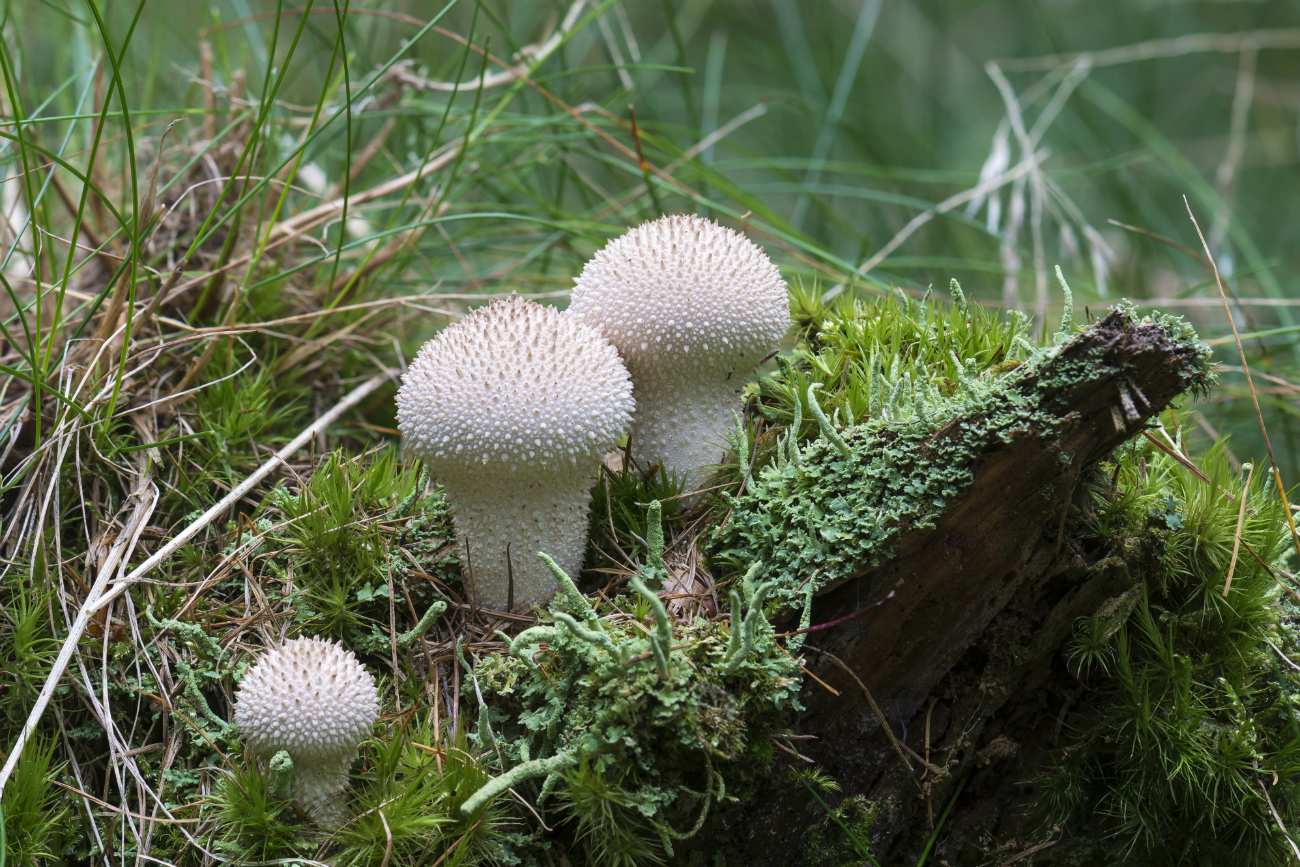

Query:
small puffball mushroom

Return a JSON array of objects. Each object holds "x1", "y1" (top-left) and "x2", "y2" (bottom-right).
[
  {"x1": 396, "y1": 294, "x2": 634, "y2": 610},
  {"x1": 233, "y1": 636, "x2": 379, "y2": 821},
  {"x1": 567, "y1": 214, "x2": 789, "y2": 493}
]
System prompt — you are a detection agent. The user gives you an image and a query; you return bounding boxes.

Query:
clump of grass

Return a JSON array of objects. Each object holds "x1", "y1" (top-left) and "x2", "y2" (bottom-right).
[
  {"x1": 209, "y1": 718, "x2": 518, "y2": 866},
  {"x1": 188, "y1": 366, "x2": 305, "y2": 496},
  {"x1": 211, "y1": 763, "x2": 307, "y2": 862},
  {"x1": 0, "y1": 587, "x2": 57, "y2": 733},
  {"x1": 753, "y1": 279, "x2": 1035, "y2": 459},
  {"x1": 270, "y1": 447, "x2": 422, "y2": 641},
  {"x1": 328, "y1": 720, "x2": 513, "y2": 867}
]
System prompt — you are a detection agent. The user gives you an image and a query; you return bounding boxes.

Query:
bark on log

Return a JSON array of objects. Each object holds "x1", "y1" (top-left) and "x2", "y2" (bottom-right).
[{"x1": 705, "y1": 309, "x2": 1213, "y2": 865}]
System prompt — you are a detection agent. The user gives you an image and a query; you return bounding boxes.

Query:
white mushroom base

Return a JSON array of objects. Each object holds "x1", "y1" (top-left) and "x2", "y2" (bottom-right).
[
  {"x1": 440, "y1": 467, "x2": 598, "y2": 611},
  {"x1": 627, "y1": 375, "x2": 743, "y2": 497},
  {"x1": 290, "y1": 756, "x2": 356, "y2": 824}
]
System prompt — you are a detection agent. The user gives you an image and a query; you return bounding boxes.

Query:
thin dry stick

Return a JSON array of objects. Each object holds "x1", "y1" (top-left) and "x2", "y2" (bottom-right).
[
  {"x1": 378, "y1": 809, "x2": 395, "y2": 867},
  {"x1": 770, "y1": 640, "x2": 839, "y2": 697},
  {"x1": 1000, "y1": 837, "x2": 1060, "y2": 866},
  {"x1": 1141, "y1": 431, "x2": 1225, "y2": 495},
  {"x1": 0, "y1": 473, "x2": 159, "y2": 797},
  {"x1": 1106, "y1": 219, "x2": 1209, "y2": 268},
  {"x1": 127, "y1": 258, "x2": 190, "y2": 344},
  {"x1": 1265, "y1": 637, "x2": 1300, "y2": 674},
  {"x1": 1223, "y1": 462, "x2": 1254, "y2": 597},
  {"x1": 1259, "y1": 778, "x2": 1300, "y2": 862},
  {"x1": 87, "y1": 372, "x2": 391, "y2": 615},
  {"x1": 1183, "y1": 198, "x2": 1300, "y2": 566},
  {"x1": 379, "y1": 1, "x2": 586, "y2": 93}
]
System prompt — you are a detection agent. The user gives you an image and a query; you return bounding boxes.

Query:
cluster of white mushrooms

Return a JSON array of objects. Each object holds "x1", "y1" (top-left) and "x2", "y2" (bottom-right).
[
  {"x1": 398, "y1": 213, "x2": 790, "y2": 611},
  {"x1": 232, "y1": 215, "x2": 788, "y2": 819}
]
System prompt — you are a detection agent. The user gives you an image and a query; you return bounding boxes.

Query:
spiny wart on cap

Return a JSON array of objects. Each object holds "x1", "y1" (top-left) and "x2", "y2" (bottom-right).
[
  {"x1": 396, "y1": 294, "x2": 634, "y2": 610},
  {"x1": 567, "y1": 214, "x2": 789, "y2": 494},
  {"x1": 233, "y1": 636, "x2": 378, "y2": 821}
]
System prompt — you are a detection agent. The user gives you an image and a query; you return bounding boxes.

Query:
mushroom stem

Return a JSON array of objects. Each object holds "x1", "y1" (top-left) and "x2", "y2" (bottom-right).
[
  {"x1": 442, "y1": 469, "x2": 596, "y2": 612},
  {"x1": 627, "y1": 375, "x2": 748, "y2": 495},
  {"x1": 292, "y1": 760, "x2": 356, "y2": 822}
]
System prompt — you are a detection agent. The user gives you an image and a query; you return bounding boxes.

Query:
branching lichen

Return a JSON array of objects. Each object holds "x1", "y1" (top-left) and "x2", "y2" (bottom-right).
[
  {"x1": 395, "y1": 599, "x2": 446, "y2": 649},
  {"x1": 464, "y1": 502, "x2": 801, "y2": 842},
  {"x1": 461, "y1": 749, "x2": 579, "y2": 817}
]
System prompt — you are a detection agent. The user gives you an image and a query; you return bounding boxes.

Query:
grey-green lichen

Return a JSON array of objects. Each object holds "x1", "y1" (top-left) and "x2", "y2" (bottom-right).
[
  {"x1": 466, "y1": 504, "x2": 801, "y2": 851},
  {"x1": 716, "y1": 294, "x2": 1215, "y2": 611},
  {"x1": 269, "y1": 750, "x2": 294, "y2": 800}
]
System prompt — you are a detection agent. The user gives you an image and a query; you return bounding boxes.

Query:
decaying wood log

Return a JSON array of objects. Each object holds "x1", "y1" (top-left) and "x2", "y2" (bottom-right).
[{"x1": 702, "y1": 309, "x2": 1213, "y2": 865}]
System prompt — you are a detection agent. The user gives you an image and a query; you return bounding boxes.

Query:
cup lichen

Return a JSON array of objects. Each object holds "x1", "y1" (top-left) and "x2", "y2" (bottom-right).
[{"x1": 463, "y1": 503, "x2": 802, "y2": 855}]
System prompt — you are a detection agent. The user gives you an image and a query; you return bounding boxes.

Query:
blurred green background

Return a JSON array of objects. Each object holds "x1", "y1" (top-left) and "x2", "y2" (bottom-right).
[{"x1": 9, "y1": 0, "x2": 1300, "y2": 472}]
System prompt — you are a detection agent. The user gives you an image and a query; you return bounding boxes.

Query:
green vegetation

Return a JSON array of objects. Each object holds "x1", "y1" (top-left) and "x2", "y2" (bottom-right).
[
  {"x1": 792, "y1": 767, "x2": 881, "y2": 867},
  {"x1": 717, "y1": 281, "x2": 1040, "y2": 604},
  {"x1": 716, "y1": 287, "x2": 1215, "y2": 610},
  {"x1": 1037, "y1": 440, "x2": 1300, "y2": 864},
  {"x1": 469, "y1": 505, "x2": 800, "y2": 862},
  {"x1": 3, "y1": 2, "x2": 1300, "y2": 865}
]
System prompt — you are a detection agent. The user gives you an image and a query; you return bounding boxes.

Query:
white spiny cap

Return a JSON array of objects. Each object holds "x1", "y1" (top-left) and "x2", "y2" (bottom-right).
[
  {"x1": 397, "y1": 294, "x2": 634, "y2": 471},
  {"x1": 567, "y1": 214, "x2": 788, "y2": 492},
  {"x1": 395, "y1": 295, "x2": 635, "y2": 610},
  {"x1": 234, "y1": 636, "x2": 378, "y2": 819}
]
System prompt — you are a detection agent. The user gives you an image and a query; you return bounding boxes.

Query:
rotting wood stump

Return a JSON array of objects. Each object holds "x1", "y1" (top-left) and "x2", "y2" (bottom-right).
[{"x1": 702, "y1": 308, "x2": 1214, "y2": 865}]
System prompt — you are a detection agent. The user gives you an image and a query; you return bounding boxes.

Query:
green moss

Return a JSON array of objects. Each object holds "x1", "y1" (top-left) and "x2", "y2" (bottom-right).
[
  {"x1": 245, "y1": 448, "x2": 454, "y2": 651},
  {"x1": 715, "y1": 296, "x2": 1215, "y2": 612},
  {"x1": 804, "y1": 794, "x2": 879, "y2": 867},
  {"x1": 1, "y1": 738, "x2": 69, "y2": 864},
  {"x1": 1039, "y1": 442, "x2": 1300, "y2": 864}
]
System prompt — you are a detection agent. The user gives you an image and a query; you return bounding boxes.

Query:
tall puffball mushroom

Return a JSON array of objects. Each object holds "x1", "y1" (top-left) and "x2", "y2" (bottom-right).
[
  {"x1": 567, "y1": 214, "x2": 789, "y2": 493},
  {"x1": 396, "y1": 295, "x2": 635, "y2": 610},
  {"x1": 233, "y1": 636, "x2": 379, "y2": 821}
]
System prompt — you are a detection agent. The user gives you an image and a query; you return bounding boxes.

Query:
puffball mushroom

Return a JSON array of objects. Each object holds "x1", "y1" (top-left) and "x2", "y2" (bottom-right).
[
  {"x1": 567, "y1": 214, "x2": 789, "y2": 493},
  {"x1": 396, "y1": 294, "x2": 634, "y2": 611},
  {"x1": 233, "y1": 636, "x2": 379, "y2": 821}
]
